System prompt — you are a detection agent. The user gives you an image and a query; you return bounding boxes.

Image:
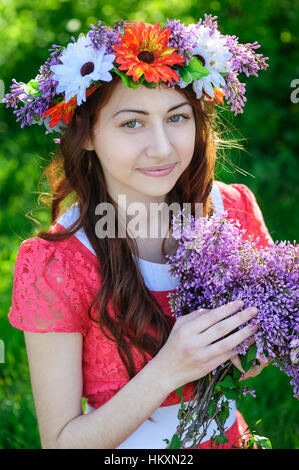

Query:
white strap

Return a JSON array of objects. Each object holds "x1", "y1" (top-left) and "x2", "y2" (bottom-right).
[{"x1": 211, "y1": 181, "x2": 224, "y2": 215}]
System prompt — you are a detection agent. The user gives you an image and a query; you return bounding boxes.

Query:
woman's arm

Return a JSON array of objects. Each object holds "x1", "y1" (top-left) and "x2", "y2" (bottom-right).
[{"x1": 24, "y1": 300, "x2": 257, "y2": 449}]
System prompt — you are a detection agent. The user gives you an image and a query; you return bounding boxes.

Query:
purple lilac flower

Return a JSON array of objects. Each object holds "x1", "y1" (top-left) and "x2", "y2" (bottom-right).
[
  {"x1": 242, "y1": 387, "x2": 256, "y2": 398},
  {"x1": 201, "y1": 13, "x2": 219, "y2": 33},
  {"x1": 3, "y1": 45, "x2": 63, "y2": 129},
  {"x1": 166, "y1": 210, "x2": 299, "y2": 397},
  {"x1": 88, "y1": 19, "x2": 124, "y2": 55},
  {"x1": 164, "y1": 19, "x2": 194, "y2": 64},
  {"x1": 221, "y1": 34, "x2": 269, "y2": 114}
]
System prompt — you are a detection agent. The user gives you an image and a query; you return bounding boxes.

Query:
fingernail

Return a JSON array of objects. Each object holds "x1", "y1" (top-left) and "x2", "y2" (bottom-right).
[
  {"x1": 249, "y1": 307, "x2": 258, "y2": 316},
  {"x1": 250, "y1": 322, "x2": 259, "y2": 331},
  {"x1": 234, "y1": 300, "x2": 244, "y2": 308}
]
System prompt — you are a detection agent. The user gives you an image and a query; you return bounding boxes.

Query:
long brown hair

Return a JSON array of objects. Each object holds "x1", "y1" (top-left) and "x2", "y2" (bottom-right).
[{"x1": 36, "y1": 27, "x2": 221, "y2": 379}]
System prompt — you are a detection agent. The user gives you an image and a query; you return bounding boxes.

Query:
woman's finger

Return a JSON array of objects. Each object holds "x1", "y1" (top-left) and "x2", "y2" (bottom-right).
[
  {"x1": 205, "y1": 322, "x2": 258, "y2": 360},
  {"x1": 183, "y1": 300, "x2": 246, "y2": 336},
  {"x1": 199, "y1": 306, "x2": 258, "y2": 346}
]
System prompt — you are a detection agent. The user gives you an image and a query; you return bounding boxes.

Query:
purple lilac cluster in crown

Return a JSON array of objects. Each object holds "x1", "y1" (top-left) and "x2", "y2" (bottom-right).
[{"x1": 4, "y1": 14, "x2": 269, "y2": 137}]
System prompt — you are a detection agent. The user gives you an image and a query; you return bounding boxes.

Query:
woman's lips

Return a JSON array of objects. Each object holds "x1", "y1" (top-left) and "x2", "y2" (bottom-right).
[{"x1": 136, "y1": 163, "x2": 177, "y2": 177}]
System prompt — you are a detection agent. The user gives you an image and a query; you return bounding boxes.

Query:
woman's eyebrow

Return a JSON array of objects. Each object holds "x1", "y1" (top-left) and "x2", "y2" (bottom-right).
[{"x1": 112, "y1": 101, "x2": 191, "y2": 118}]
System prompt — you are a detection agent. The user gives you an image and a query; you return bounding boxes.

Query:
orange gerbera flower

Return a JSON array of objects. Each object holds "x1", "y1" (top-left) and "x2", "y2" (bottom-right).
[
  {"x1": 213, "y1": 87, "x2": 225, "y2": 104},
  {"x1": 204, "y1": 87, "x2": 225, "y2": 105},
  {"x1": 40, "y1": 84, "x2": 99, "y2": 128},
  {"x1": 113, "y1": 22, "x2": 186, "y2": 84}
]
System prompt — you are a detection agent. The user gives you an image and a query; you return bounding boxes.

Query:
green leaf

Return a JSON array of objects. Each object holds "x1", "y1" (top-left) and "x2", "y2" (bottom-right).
[
  {"x1": 218, "y1": 406, "x2": 230, "y2": 425},
  {"x1": 112, "y1": 68, "x2": 139, "y2": 89},
  {"x1": 81, "y1": 397, "x2": 87, "y2": 414},
  {"x1": 25, "y1": 79, "x2": 43, "y2": 97},
  {"x1": 241, "y1": 354, "x2": 252, "y2": 373},
  {"x1": 222, "y1": 388, "x2": 241, "y2": 400},
  {"x1": 177, "y1": 56, "x2": 211, "y2": 83},
  {"x1": 26, "y1": 79, "x2": 39, "y2": 91},
  {"x1": 215, "y1": 374, "x2": 237, "y2": 392},
  {"x1": 246, "y1": 344, "x2": 257, "y2": 363},
  {"x1": 219, "y1": 375, "x2": 236, "y2": 388},
  {"x1": 254, "y1": 419, "x2": 262, "y2": 426},
  {"x1": 140, "y1": 76, "x2": 158, "y2": 88},
  {"x1": 175, "y1": 385, "x2": 184, "y2": 399},
  {"x1": 214, "y1": 434, "x2": 229, "y2": 445},
  {"x1": 207, "y1": 402, "x2": 217, "y2": 416},
  {"x1": 252, "y1": 434, "x2": 272, "y2": 449},
  {"x1": 233, "y1": 366, "x2": 243, "y2": 381},
  {"x1": 168, "y1": 433, "x2": 181, "y2": 449},
  {"x1": 241, "y1": 344, "x2": 258, "y2": 372},
  {"x1": 246, "y1": 436, "x2": 255, "y2": 449},
  {"x1": 180, "y1": 394, "x2": 186, "y2": 409}
]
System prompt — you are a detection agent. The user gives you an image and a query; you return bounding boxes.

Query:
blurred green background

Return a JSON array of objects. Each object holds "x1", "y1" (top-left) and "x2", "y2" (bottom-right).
[{"x1": 0, "y1": 0, "x2": 298, "y2": 449}]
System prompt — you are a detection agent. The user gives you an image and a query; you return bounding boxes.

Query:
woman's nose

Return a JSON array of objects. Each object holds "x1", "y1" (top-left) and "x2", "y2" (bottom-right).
[{"x1": 145, "y1": 122, "x2": 173, "y2": 160}]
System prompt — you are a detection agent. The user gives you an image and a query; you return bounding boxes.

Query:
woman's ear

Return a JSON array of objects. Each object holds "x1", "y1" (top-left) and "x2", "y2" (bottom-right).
[
  {"x1": 76, "y1": 114, "x2": 94, "y2": 151},
  {"x1": 83, "y1": 136, "x2": 94, "y2": 151}
]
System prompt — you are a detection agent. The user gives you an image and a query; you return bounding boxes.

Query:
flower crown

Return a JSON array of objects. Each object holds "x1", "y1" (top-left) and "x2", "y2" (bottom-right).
[{"x1": 4, "y1": 14, "x2": 269, "y2": 136}]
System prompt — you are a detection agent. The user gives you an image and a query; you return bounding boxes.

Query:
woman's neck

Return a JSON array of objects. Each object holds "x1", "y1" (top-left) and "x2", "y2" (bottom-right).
[{"x1": 135, "y1": 231, "x2": 178, "y2": 264}]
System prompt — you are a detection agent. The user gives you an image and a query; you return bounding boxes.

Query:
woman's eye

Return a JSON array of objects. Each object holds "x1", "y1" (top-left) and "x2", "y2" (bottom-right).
[
  {"x1": 121, "y1": 113, "x2": 190, "y2": 129},
  {"x1": 122, "y1": 120, "x2": 141, "y2": 129},
  {"x1": 169, "y1": 113, "x2": 190, "y2": 123}
]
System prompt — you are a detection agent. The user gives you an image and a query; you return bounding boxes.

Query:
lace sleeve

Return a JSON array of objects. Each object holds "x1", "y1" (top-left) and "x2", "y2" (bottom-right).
[
  {"x1": 8, "y1": 237, "x2": 89, "y2": 335},
  {"x1": 230, "y1": 183, "x2": 274, "y2": 248}
]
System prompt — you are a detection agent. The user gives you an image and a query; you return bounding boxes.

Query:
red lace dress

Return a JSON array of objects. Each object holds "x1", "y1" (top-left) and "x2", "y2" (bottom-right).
[{"x1": 8, "y1": 181, "x2": 273, "y2": 449}]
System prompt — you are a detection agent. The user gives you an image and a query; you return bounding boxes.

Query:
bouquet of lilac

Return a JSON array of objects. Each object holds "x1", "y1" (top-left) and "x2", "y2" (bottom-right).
[{"x1": 163, "y1": 210, "x2": 298, "y2": 449}]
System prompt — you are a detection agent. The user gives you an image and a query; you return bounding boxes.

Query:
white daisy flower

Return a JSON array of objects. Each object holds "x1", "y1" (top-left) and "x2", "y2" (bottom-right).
[
  {"x1": 179, "y1": 25, "x2": 233, "y2": 100},
  {"x1": 50, "y1": 34, "x2": 115, "y2": 106}
]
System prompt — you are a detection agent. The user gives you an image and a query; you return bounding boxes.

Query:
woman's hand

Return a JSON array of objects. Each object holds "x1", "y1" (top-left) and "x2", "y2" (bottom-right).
[
  {"x1": 153, "y1": 300, "x2": 259, "y2": 392},
  {"x1": 231, "y1": 354, "x2": 272, "y2": 381}
]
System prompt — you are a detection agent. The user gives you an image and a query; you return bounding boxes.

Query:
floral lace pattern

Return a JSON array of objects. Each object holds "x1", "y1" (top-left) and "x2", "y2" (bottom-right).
[{"x1": 8, "y1": 182, "x2": 273, "y2": 408}]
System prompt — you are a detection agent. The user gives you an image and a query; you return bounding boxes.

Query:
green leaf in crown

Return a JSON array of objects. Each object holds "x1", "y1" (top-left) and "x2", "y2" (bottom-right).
[
  {"x1": 25, "y1": 79, "x2": 43, "y2": 97},
  {"x1": 112, "y1": 68, "x2": 140, "y2": 89},
  {"x1": 176, "y1": 56, "x2": 211, "y2": 84}
]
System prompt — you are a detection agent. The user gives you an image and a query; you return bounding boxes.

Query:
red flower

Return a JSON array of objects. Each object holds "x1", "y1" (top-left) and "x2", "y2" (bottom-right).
[
  {"x1": 40, "y1": 84, "x2": 99, "y2": 128},
  {"x1": 113, "y1": 22, "x2": 185, "y2": 84}
]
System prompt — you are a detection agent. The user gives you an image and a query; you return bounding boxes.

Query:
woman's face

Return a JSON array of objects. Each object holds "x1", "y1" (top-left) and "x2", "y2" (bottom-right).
[{"x1": 85, "y1": 79, "x2": 196, "y2": 206}]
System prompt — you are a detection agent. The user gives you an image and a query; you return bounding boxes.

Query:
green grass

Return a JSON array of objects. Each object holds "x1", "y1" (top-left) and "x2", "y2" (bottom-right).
[{"x1": 236, "y1": 364, "x2": 299, "y2": 449}]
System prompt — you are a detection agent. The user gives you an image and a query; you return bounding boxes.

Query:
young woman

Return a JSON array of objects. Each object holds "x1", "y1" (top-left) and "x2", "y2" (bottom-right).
[{"x1": 6, "y1": 17, "x2": 273, "y2": 449}]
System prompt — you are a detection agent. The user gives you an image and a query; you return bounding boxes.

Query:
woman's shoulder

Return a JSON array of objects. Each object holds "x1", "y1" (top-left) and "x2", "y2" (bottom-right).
[
  {"x1": 12, "y1": 205, "x2": 101, "y2": 302},
  {"x1": 213, "y1": 180, "x2": 273, "y2": 248},
  {"x1": 9, "y1": 230, "x2": 95, "y2": 335},
  {"x1": 15, "y1": 230, "x2": 81, "y2": 270},
  {"x1": 214, "y1": 180, "x2": 257, "y2": 206},
  {"x1": 16, "y1": 201, "x2": 98, "y2": 267}
]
